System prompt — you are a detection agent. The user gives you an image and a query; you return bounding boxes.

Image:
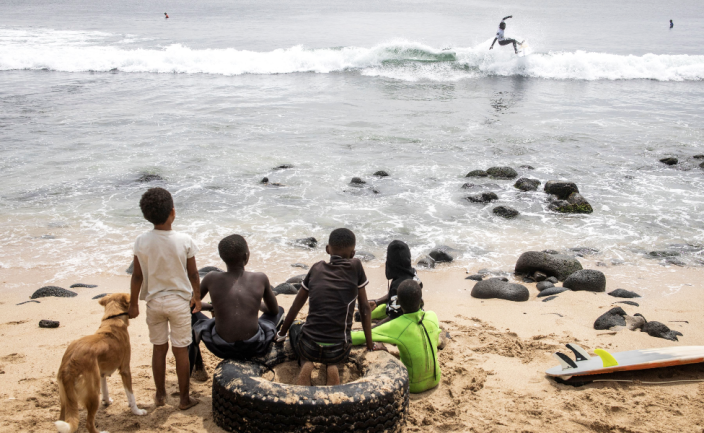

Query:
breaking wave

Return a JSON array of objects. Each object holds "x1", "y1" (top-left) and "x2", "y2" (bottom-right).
[{"x1": 1, "y1": 28, "x2": 703, "y2": 81}]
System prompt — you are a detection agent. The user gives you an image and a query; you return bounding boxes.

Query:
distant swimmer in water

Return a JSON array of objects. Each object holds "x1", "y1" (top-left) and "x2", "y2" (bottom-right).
[
  {"x1": 489, "y1": 15, "x2": 524, "y2": 55},
  {"x1": 164, "y1": 12, "x2": 169, "y2": 19},
  {"x1": 670, "y1": 20, "x2": 673, "y2": 29}
]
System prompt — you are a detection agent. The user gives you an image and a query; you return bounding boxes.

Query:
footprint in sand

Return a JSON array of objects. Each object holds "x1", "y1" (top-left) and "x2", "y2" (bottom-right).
[
  {"x1": 2, "y1": 320, "x2": 28, "y2": 327},
  {"x1": 1, "y1": 353, "x2": 26, "y2": 364}
]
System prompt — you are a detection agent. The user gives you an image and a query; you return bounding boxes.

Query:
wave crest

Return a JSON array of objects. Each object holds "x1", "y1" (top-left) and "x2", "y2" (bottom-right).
[{"x1": 1, "y1": 29, "x2": 703, "y2": 81}]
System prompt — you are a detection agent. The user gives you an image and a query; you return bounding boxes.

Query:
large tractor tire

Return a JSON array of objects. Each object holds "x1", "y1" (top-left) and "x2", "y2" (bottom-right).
[{"x1": 212, "y1": 343, "x2": 409, "y2": 433}]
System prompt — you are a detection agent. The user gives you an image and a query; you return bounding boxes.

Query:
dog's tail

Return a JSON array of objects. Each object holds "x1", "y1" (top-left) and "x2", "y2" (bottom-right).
[{"x1": 55, "y1": 369, "x2": 79, "y2": 433}]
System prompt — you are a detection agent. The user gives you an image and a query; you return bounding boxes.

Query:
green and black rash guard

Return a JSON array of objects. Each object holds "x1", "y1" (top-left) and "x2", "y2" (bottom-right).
[{"x1": 351, "y1": 310, "x2": 441, "y2": 393}]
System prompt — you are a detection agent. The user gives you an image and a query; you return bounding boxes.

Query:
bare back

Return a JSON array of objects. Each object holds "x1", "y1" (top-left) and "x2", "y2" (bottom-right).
[{"x1": 201, "y1": 270, "x2": 277, "y2": 343}]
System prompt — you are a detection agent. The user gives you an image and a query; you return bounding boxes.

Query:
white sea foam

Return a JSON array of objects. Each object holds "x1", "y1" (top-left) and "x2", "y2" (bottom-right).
[{"x1": 1, "y1": 29, "x2": 703, "y2": 81}]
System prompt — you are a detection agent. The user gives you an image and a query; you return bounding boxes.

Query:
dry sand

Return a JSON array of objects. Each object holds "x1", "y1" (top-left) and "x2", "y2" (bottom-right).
[{"x1": 1, "y1": 262, "x2": 704, "y2": 432}]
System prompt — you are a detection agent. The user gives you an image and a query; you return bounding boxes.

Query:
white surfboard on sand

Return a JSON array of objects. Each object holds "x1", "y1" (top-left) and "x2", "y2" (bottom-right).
[{"x1": 546, "y1": 344, "x2": 704, "y2": 378}]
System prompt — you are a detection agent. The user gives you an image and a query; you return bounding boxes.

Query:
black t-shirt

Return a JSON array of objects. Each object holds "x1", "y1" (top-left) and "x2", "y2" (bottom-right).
[{"x1": 301, "y1": 256, "x2": 369, "y2": 344}]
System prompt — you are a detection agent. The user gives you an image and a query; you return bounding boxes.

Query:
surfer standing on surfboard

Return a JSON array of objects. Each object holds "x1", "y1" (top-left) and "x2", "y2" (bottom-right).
[{"x1": 489, "y1": 15, "x2": 523, "y2": 55}]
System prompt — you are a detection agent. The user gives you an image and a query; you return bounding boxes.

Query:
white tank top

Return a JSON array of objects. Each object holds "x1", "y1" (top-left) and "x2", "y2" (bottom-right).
[{"x1": 496, "y1": 27, "x2": 505, "y2": 41}]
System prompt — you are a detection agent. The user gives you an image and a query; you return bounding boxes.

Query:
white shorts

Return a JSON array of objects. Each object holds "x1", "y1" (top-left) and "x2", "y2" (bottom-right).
[{"x1": 146, "y1": 294, "x2": 192, "y2": 347}]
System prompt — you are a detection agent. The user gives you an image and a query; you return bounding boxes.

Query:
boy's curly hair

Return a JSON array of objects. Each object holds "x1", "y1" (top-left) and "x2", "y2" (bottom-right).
[
  {"x1": 218, "y1": 234, "x2": 249, "y2": 265},
  {"x1": 398, "y1": 280, "x2": 422, "y2": 313},
  {"x1": 328, "y1": 228, "x2": 356, "y2": 249},
  {"x1": 139, "y1": 187, "x2": 174, "y2": 225}
]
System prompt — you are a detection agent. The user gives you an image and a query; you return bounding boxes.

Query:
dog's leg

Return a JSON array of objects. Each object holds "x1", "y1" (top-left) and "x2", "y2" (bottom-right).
[
  {"x1": 100, "y1": 375, "x2": 113, "y2": 406},
  {"x1": 120, "y1": 369, "x2": 147, "y2": 416},
  {"x1": 85, "y1": 389, "x2": 103, "y2": 433}
]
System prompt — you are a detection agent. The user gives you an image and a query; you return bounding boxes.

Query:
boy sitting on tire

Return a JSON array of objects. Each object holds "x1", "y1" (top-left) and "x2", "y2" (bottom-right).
[
  {"x1": 276, "y1": 228, "x2": 378, "y2": 386},
  {"x1": 350, "y1": 279, "x2": 442, "y2": 393},
  {"x1": 190, "y1": 235, "x2": 283, "y2": 362}
]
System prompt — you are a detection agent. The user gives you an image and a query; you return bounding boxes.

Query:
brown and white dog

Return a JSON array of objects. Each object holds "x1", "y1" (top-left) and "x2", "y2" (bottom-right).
[{"x1": 55, "y1": 293, "x2": 147, "y2": 433}]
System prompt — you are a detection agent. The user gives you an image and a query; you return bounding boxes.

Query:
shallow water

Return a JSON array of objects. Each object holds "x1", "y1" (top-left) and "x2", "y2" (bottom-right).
[{"x1": 1, "y1": 0, "x2": 703, "y2": 282}]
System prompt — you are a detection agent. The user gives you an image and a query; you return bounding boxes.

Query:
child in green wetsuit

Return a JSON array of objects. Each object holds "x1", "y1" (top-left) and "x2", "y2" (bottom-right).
[{"x1": 351, "y1": 279, "x2": 441, "y2": 393}]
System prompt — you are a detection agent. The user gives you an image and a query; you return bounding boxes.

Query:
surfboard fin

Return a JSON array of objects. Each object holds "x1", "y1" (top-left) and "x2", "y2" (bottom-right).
[
  {"x1": 566, "y1": 344, "x2": 591, "y2": 362},
  {"x1": 553, "y1": 352, "x2": 578, "y2": 370},
  {"x1": 594, "y1": 348, "x2": 619, "y2": 368}
]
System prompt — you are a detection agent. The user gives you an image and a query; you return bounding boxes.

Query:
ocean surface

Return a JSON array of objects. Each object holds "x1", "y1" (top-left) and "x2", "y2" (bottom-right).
[{"x1": 1, "y1": 0, "x2": 703, "y2": 282}]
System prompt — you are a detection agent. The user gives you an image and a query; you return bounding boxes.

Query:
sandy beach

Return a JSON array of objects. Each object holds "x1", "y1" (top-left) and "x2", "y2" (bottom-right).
[{"x1": 2, "y1": 258, "x2": 703, "y2": 433}]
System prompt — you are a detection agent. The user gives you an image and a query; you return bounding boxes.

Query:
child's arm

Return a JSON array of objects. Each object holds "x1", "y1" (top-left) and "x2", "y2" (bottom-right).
[
  {"x1": 186, "y1": 256, "x2": 201, "y2": 313},
  {"x1": 128, "y1": 256, "x2": 143, "y2": 319},
  {"x1": 259, "y1": 274, "x2": 279, "y2": 315},
  {"x1": 275, "y1": 289, "x2": 309, "y2": 341},
  {"x1": 357, "y1": 287, "x2": 374, "y2": 351},
  {"x1": 370, "y1": 293, "x2": 389, "y2": 311}
]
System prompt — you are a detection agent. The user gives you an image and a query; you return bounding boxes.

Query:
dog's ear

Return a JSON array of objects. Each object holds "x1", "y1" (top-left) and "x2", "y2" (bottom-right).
[
  {"x1": 119, "y1": 294, "x2": 130, "y2": 311},
  {"x1": 98, "y1": 296, "x2": 110, "y2": 307}
]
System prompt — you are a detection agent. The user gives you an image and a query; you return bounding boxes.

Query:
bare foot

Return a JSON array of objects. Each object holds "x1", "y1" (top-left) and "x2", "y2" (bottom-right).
[
  {"x1": 191, "y1": 367, "x2": 209, "y2": 382},
  {"x1": 326, "y1": 365, "x2": 340, "y2": 386},
  {"x1": 154, "y1": 393, "x2": 166, "y2": 407},
  {"x1": 178, "y1": 397, "x2": 200, "y2": 411},
  {"x1": 295, "y1": 361, "x2": 314, "y2": 386}
]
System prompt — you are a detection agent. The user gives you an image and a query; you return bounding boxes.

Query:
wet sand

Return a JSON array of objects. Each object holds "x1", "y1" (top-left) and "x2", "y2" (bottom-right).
[{"x1": 1, "y1": 263, "x2": 703, "y2": 432}]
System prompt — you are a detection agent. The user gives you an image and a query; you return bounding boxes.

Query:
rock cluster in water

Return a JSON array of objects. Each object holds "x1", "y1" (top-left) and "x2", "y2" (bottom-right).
[
  {"x1": 493, "y1": 206, "x2": 519, "y2": 219},
  {"x1": 137, "y1": 173, "x2": 164, "y2": 183},
  {"x1": 428, "y1": 246, "x2": 456, "y2": 263},
  {"x1": 293, "y1": 237, "x2": 318, "y2": 248},
  {"x1": 545, "y1": 181, "x2": 593, "y2": 214},
  {"x1": 465, "y1": 166, "x2": 518, "y2": 180},
  {"x1": 514, "y1": 178, "x2": 541, "y2": 191},
  {"x1": 466, "y1": 192, "x2": 498, "y2": 203}
]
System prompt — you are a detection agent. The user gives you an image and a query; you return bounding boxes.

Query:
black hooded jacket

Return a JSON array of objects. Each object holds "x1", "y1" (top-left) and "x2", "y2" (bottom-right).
[{"x1": 385, "y1": 240, "x2": 421, "y2": 298}]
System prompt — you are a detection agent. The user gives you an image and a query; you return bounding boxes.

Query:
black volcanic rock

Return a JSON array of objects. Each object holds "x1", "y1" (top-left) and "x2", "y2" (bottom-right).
[
  {"x1": 514, "y1": 178, "x2": 541, "y2": 192},
  {"x1": 493, "y1": 206, "x2": 519, "y2": 219},
  {"x1": 471, "y1": 278, "x2": 529, "y2": 302},
  {"x1": 608, "y1": 289, "x2": 641, "y2": 298},
  {"x1": 466, "y1": 192, "x2": 498, "y2": 203},
  {"x1": 515, "y1": 251, "x2": 583, "y2": 281},
  {"x1": 563, "y1": 269, "x2": 606, "y2": 292},
  {"x1": 31, "y1": 286, "x2": 77, "y2": 299},
  {"x1": 594, "y1": 307, "x2": 627, "y2": 330},
  {"x1": 465, "y1": 170, "x2": 488, "y2": 178},
  {"x1": 544, "y1": 181, "x2": 579, "y2": 200},
  {"x1": 486, "y1": 167, "x2": 518, "y2": 179}
]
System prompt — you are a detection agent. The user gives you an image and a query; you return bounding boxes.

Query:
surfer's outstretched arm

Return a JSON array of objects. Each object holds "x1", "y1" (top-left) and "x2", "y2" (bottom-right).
[
  {"x1": 502, "y1": 15, "x2": 512, "y2": 21},
  {"x1": 489, "y1": 38, "x2": 497, "y2": 49}
]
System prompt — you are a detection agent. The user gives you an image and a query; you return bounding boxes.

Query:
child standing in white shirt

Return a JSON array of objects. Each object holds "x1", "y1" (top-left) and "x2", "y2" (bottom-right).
[{"x1": 128, "y1": 187, "x2": 201, "y2": 410}]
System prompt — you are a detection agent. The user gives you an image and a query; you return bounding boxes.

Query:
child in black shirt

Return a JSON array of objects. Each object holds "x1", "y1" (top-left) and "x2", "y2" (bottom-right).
[{"x1": 276, "y1": 228, "x2": 378, "y2": 385}]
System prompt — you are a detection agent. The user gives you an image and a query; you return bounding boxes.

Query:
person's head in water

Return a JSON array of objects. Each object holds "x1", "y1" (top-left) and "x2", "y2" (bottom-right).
[
  {"x1": 326, "y1": 228, "x2": 356, "y2": 258},
  {"x1": 499, "y1": 22, "x2": 506, "y2": 30},
  {"x1": 219, "y1": 234, "x2": 249, "y2": 267},
  {"x1": 397, "y1": 280, "x2": 422, "y2": 314}
]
